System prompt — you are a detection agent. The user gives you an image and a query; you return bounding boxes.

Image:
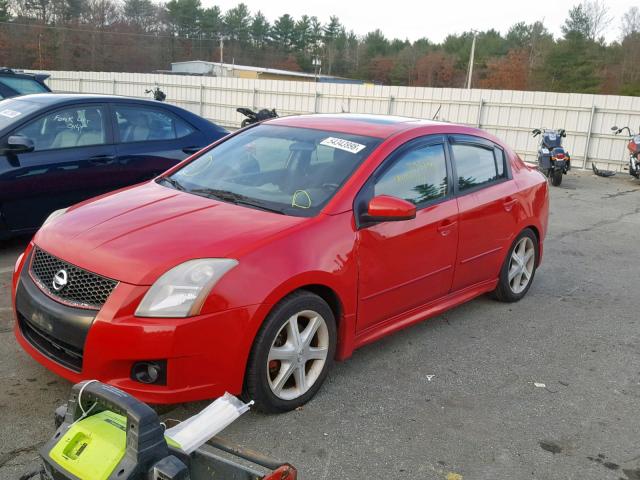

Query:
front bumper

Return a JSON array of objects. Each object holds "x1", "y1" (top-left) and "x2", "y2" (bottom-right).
[{"x1": 14, "y1": 252, "x2": 262, "y2": 404}]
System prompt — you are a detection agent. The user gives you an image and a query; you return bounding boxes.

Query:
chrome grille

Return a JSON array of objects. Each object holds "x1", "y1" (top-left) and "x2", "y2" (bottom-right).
[{"x1": 29, "y1": 247, "x2": 117, "y2": 310}]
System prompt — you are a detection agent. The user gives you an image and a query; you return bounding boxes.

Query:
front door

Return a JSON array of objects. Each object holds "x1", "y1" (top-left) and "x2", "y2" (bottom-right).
[
  {"x1": 0, "y1": 104, "x2": 118, "y2": 232},
  {"x1": 356, "y1": 139, "x2": 459, "y2": 334}
]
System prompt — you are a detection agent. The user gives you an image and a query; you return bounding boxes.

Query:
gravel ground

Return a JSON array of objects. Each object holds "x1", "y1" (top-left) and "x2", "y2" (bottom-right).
[{"x1": 1, "y1": 169, "x2": 639, "y2": 480}]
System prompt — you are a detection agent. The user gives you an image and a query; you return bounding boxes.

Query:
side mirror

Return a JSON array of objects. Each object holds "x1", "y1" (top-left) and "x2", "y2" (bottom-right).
[
  {"x1": 611, "y1": 126, "x2": 618, "y2": 131},
  {"x1": 560, "y1": 129, "x2": 566, "y2": 138},
  {"x1": 6, "y1": 135, "x2": 34, "y2": 154},
  {"x1": 366, "y1": 195, "x2": 416, "y2": 222}
]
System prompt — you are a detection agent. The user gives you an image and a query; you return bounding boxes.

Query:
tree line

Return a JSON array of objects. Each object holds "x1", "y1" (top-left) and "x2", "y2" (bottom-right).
[{"x1": 0, "y1": 0, "x2": 639, "y2": 95}]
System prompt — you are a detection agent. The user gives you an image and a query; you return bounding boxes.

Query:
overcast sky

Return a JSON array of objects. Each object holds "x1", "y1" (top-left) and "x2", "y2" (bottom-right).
[{"x1": 203, "y1": 0, "x2": 635, "y2": 43}]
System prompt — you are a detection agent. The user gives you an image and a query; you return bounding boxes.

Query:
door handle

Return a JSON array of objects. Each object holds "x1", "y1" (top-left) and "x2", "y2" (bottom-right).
[
  {"x1": 437, "y1": 220, "x2": 457, "y2": 236},
  {"x1": 503, "y1": 198, "x2": 518, "y2": 212},
  {"x1": 182, "y1": 146, "x2": 202, "y2": 154},
  {"x1": 88, "y1": 155, "x2": 116, "y2": 165}
]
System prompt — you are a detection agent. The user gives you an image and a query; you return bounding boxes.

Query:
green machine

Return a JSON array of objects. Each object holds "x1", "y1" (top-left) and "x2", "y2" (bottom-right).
[{"x1": 32, "y1": 381, "x2": 296, "y2": 480}]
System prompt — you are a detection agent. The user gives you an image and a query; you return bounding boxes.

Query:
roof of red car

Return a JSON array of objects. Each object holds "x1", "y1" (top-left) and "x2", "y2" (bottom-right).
[{"x1": 268, "y1": 113, "x2": 451, "y2": 138}]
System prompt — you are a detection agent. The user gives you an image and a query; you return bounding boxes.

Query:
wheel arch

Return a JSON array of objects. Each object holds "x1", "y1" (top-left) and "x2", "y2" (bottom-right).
[
  {"x1": 251, "y1": 277, "x2": 354, "y2": 363},
  {"x1": 521, "y1": 224, "x2": 542, "y2": 265},
  {"x1": 297, "y1": 283, "x2": 344, "y2": 325}
]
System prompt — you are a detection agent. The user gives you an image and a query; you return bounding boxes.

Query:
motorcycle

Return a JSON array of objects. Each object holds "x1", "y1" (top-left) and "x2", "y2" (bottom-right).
[
  {"x1": 145, "y1": 86, "x2": 166, "y2": 102},
  {"x1": 532, "y1": 128, "x2": 571, "y2": 186},
  {"x1": 237, "y1": 107, "x2": 278, "y2": 127},
  {"x1": 611, "y1": 125, "x2": 640, "y2": 180}
]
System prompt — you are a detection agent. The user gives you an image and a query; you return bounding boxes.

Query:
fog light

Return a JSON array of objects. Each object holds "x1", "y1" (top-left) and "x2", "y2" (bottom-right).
[{"x1": 131, "y1": 360, "x2": 167, "y2": 385}]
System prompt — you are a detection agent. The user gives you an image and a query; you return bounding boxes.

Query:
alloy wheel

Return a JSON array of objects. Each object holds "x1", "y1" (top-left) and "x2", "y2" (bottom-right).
[
  {"x1": 508, "y1": 237, "x2": 536, "y2": 294},
  {"x1": 267, "y1": 310, "x2": 329, "y2": 401}
]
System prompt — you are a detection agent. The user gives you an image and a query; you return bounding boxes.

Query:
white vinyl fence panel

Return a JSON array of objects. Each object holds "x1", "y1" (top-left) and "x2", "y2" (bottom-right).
[{"x1": 34, "y1": 70, "x2": 640, "y2": 172}]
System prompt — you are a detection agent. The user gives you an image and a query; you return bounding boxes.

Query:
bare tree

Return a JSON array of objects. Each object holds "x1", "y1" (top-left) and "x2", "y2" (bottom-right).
[
  {"x1": 621, "y1": 6, "x2": 640, "y2": 38},
  {"x1": 583, "y1": 0, "x2": 612, "y2": 41},
  {"x1": 83, "y1": 0, "x2": 119, "y2": 28}
]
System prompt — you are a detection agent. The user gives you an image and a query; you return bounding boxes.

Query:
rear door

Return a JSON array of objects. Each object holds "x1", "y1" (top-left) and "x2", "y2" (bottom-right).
[
  {"x1": 0, "y1": 103, "x2": 118, "y2": 232},
  {"x1": 356, "y1": 137, "x2": 459, "y2": 333},
  {"x1": 111, "y1": 103, "x2": 206, "y2": 185},
  {"x1": 448, "y1": 135, "x2": 521, "y2": 291}
]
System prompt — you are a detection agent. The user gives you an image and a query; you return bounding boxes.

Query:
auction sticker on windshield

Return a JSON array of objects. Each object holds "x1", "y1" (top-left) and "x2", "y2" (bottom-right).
[
  {"x1": 320, "y1": 137, "x2": 366, "y2": 154},
  {"x1": 0, "y1": 109, "x2": 21, "y2": 118}
]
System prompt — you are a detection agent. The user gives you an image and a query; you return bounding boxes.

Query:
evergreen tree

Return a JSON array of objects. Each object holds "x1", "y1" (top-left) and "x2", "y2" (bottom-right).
[
  {"x1": 199, "y1": 6, "x2": 222, "y2": 39},
  {"x1": 223, "y1": 3, "x2": 250, "y2": 44},
  {"x1": 271, "y1": 13, "x2": 295, "y2": 51},
  {"x1": 122, "y1": 0, "x2": 158, "y2": 31},
  {"x1": 0, "y1": 0, "x2": 11, "y2": 22},
  {"x1": 294, "y1": 15, "x2": 312, "y2": 52},
  {"x1": 250, "y1": 11, "x2": 269, "y2": 48},
  {"x1": 165, "y1": 0, "x2": 201, "y2": 37}
]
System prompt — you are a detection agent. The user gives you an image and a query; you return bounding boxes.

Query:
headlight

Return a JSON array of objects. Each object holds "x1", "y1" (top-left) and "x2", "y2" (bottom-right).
[
  {"x1": 135, "y1": 259, "x2": 238, "y2": 318},
  {"x1": 42, "y1": 208, "x2": 68, "y2": 227}
]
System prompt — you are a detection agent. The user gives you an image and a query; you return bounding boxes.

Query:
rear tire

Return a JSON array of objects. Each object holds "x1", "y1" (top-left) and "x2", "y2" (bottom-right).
[
  {"x1": 551, "y1": 169, "x2": 563, "y2": 186},
  {"x1": 493, "y1": 228, "x2": 539, "y2": 303},
  {"x1": 244, "y1": 291, "x2": 336, "y2": 413}
]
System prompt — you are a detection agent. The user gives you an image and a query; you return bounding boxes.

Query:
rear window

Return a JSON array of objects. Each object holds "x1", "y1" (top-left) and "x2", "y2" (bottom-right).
[
  {"x1": 0, "y1": 98, "x2": 41, "y2": 131},
  {"x1": 0, "y1": 76, "x2": 49, "y2": 95}
]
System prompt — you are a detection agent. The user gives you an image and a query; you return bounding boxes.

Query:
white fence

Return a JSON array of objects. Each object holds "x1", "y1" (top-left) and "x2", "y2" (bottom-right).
[{"x1": 36, "y1": 70, "x2": 640, "y2": 171}]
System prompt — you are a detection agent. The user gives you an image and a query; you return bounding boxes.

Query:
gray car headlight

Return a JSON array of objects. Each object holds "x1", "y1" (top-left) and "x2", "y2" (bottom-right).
[
  {"x1": 135, "y1": 259, "x2": 238, "y2": 318},
  {"x1": 42, "y1": 207, "x2": 68, "y2": 227}
]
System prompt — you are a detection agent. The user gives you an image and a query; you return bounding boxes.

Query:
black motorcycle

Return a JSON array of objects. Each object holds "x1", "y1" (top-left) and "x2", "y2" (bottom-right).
[
  {"x1": 611, "y1": 125, "x2": 640, "y2": 180},
  {"x1": 532, "y1": 128, "x2": 571, "y2": 186},
  {"x1": 145, "y1": 86, "x2": 166, "y2": 102},
  {"x1": 237, "y1": 107, "x2": 278, "y2": 127}
]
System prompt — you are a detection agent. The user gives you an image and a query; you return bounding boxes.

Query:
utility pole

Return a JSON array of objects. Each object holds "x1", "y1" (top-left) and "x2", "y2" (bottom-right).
[
  {"x1": 219, "y1": 37, "x2": 224, "y2": 64},
  {"x1": 466, "y1": 31, "x2": 477, "y2": 90}
]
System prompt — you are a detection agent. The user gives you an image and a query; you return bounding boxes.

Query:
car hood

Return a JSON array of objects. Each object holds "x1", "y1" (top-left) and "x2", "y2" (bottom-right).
[{"x1": 34, "y1": 182, "x2": 307, "y2": 285}]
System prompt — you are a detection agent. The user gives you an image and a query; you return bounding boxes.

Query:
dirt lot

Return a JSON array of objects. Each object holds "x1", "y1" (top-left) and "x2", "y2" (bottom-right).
[{"x1": 1, "y1": 170, "x2": 639, "y2": 480}]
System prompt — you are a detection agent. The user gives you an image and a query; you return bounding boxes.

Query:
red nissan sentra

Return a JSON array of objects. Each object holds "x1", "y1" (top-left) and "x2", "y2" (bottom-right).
[{"x1": 12, "y1": 114, "x2": 548, "y2": 412}]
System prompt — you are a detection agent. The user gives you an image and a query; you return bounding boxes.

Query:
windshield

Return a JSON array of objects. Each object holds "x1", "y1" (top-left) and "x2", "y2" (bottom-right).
[
  {"x1": 165, "y1": 124, "x2": 381, "y2": 216},
  {"x1": 542, "y1": 130, "x2": 562, "y2": 148},
  {"x1": 0, "y1": 98, "x2": 41, "y2": 131},
  {"x1": 0, "y1": 76, "x2": 49, "y2": 95}
]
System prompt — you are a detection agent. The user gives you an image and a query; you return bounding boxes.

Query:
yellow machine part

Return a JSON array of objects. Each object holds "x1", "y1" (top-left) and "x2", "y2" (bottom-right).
[{"x1": 48, "y1": 410, "x2": 127, "y2": 480}]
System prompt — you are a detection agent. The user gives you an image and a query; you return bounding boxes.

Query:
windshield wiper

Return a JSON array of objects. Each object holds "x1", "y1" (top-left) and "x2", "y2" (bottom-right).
[
  {"x1": 190, "y1": 188, "x2": 285, "y2": 215},
  {"x1": 158, "y1": 176, "x2": 185, "y2": 191}
]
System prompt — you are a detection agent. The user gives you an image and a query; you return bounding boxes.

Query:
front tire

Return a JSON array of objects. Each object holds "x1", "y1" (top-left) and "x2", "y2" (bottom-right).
[
  {"x1": 244, "y1": 291, "x2": 336, "y2": 413},
  {"x1": 493, "y1": 228, "x2": 539, "y2": 303},
  {"x1": 551, "y1": 169, "x2": 563, "y2": 186}
]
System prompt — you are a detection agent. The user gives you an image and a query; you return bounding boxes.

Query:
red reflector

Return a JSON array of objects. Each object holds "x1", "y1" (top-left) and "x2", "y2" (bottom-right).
[{"x1": 555, "y1": 153, "x2": 565, "y2": 159}]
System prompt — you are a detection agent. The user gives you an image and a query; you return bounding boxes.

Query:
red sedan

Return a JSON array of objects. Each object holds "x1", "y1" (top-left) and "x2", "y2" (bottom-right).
[{"x1": 12, "y1": 114, "x2": 549, "y2": 412}]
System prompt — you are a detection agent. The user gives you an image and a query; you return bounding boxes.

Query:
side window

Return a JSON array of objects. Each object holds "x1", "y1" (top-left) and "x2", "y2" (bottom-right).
[
  {"x1": 114, "y1": 106, "x2": 194, "y2": 143},
  {"x1": 451, "y1": 143, "x2": 505, "y2": 191},
  {"x1": 374, "y1": 143, "x2": 448, "y2": 205},
  {"x1": 14, "y1": 105, "x2": 106, "y2": 151}
]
